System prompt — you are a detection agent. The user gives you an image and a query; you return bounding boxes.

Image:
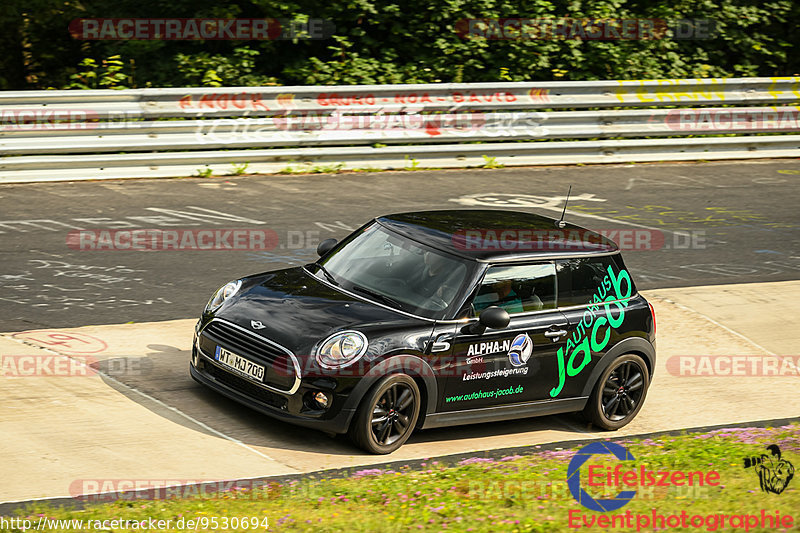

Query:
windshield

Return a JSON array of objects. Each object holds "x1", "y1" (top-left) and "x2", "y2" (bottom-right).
[{"x1": 314, "y1": 223, "x2": 476, "y2": 319}]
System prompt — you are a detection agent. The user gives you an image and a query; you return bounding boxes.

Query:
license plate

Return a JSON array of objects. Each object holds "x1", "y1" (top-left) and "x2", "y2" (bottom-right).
[{"x1": 214, "y1": 346, "x2": 265, "y2": 382}]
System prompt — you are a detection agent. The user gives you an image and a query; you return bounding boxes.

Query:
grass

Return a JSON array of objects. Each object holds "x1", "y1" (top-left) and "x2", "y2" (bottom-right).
[
  {"x1": 6, "y1": 423, "x2": 799, "y2": 532},
  {"x1": 276, "y1": 160, "x2": 446, "y2": 175},
  {"x1": 230, "y1": 162, "x2": 250, "y2": 176},
  {"x1": 481, "y1": 155, "x2": 504, "y2": 169},
  {"x1": 195, "y1": 166, "x2": 214, "y2": 178},
  {"x1": 404, "y1": 156, "x2": 423, "y2": 170},
  {"x1": 278, "y1": 163, "x2": 345, "y2": 174}
]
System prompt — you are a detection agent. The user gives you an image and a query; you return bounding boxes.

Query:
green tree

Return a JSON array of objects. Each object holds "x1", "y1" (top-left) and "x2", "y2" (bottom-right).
[{"x1": 0, "y1": 0, "x2": 797, "y2": 90}]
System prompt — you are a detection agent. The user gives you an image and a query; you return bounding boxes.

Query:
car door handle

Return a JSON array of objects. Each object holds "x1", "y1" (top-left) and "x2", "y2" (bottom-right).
[{"x1": 544, "y1": 329, "x2": 567, "y2": 339}]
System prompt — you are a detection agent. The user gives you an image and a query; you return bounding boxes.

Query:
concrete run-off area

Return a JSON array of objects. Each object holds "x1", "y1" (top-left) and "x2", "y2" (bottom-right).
[{"x1": 0, "y1": 280, "x2": 798, "y2": 504}]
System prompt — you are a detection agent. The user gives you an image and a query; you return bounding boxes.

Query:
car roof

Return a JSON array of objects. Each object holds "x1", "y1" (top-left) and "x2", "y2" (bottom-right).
[{"x1": 376, "y1": 209, "x2": 619, "y2": 261}]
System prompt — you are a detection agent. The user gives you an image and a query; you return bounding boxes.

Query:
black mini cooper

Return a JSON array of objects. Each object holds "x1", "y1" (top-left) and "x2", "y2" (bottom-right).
[{"x1": 191, "y1": 210, "x2": 656, "y2": 454}]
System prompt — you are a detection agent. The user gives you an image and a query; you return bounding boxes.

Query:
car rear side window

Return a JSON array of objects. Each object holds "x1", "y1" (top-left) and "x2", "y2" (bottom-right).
[
  {"x1": 473, "y1": 263, "x2": 557, "y2": 315},
  {"x1": 556, "y1": 254, "x2": 633, "y2": 307}
]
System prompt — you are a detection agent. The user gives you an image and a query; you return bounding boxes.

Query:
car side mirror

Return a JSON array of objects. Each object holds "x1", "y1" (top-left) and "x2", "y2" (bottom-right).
[
  {"x1": 465, "y1": 306, "x2": 510, "y2": 335},
  {"x1": 316, "y1": 238, "x2": 338, "y2": 257}
]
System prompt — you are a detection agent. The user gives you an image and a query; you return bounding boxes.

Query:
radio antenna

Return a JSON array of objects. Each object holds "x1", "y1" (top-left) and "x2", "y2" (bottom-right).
[{"x1": 556, "y1": 185, "x2": 572, "y2": 228}]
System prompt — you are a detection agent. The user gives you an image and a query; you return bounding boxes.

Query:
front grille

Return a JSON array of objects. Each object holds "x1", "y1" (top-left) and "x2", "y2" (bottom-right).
[
  {"x1": 203, "y1": 321, "x2": 294, "y2": 374},
  {"x1": 199, "y1": 319, "x2": 299, "y2": 393},
  {"x1": 204, "y1": 362, "x2": 288, "y2": 410}
]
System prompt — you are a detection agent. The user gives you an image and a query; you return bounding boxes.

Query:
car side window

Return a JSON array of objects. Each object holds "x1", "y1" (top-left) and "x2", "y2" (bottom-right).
[
  {"x1": 556, "y1": 255, "x2": 631, "y2": 307},
  {"x1": 472, "y1": 263, "x2": 557, "y2": 315}
]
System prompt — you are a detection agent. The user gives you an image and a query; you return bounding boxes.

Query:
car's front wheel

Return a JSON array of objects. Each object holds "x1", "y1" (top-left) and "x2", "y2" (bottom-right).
[
  {"x1": 583, "y1": 354, "x2": 649, "y2": 430},
  {"x1": 348, "y1": 374, "x2": 420, "y2": 454}
]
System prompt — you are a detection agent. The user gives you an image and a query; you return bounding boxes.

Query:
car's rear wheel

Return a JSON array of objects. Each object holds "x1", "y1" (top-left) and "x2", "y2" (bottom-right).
[
  {"x1": 583, "y1": 354, "x2": 649, "y2": 430},
  {"x1": 348, "y1": 374, "x2": 420, "y2": 454}
]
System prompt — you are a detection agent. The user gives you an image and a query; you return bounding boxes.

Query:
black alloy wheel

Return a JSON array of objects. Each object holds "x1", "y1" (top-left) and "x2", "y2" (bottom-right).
[
  {"x1": 601, "y1": 360, "x2": 646, "y2": 421},
  {"x1": 349, "y1": 373, "x2": 420, "y2": 454},
  {"x1": 583, "y1": 353, "x2": 650, "y2": 430}
]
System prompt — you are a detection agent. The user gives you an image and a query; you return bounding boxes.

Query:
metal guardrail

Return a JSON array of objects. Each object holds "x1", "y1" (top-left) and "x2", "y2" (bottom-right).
[{"x1": 1, "y1": 77, "x2": 799, "y2": 182}]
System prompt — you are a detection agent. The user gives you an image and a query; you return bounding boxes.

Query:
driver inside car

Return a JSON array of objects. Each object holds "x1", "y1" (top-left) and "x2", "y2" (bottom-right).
[
  {"x1": 474, "y1": 279, "x2": 524, "y2": 314},
  {"x1": 414, "y1": 251, "x2": 463, "y2": 304}
]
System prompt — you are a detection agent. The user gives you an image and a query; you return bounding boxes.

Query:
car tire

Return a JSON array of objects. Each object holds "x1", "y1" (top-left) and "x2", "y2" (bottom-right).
[
  {"x1": 348, "y1": 373, "x2": 421, "y2": 454},
  {"x1": 583, "y1": 353, "x2": 650, "y2": 431}
]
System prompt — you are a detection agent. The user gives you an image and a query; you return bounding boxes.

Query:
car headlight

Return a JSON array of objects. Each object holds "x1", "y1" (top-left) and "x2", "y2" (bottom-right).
[
  {"x1": 205, "y1": 280, "x2": 242, "y2": 311},
  {"x1": 316, "y1": 331, "x2": 368, "y2": 369}
]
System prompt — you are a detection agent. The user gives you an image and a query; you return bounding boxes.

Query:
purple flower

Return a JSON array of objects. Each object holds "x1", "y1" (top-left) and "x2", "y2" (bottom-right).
[
  {"x1": 353, "y1": 468, "x2": 384, "y2": 478},
  {"x1": 458, "y1": 457, "x2": 495, "y2": 465}
]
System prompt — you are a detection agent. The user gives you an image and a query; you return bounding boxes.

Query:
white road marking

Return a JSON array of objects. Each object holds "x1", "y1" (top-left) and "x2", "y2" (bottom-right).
[
  {"x1": 559, "y1": 208, "x2": 662, "y2": 231},
  {"x1": 449, "y1": 192, "x2": 663, "y2": 230}
]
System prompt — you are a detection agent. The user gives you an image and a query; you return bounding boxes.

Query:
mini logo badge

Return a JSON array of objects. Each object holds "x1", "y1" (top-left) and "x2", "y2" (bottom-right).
[
  {"x1": 250, "y1": 320, "x2": 266, "y2": 330},
  {"x1": 508, "y1": 333, "x2": 533, "y2": 367}
]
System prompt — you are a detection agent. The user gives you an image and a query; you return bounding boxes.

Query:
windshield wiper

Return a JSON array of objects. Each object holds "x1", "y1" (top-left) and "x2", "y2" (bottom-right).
[
  {"x1": 315, "y1": 263, "x2": 339, "y2": 286},
  {"x1": 352, "y1": 284, "x2": 406, "y2": 311}
]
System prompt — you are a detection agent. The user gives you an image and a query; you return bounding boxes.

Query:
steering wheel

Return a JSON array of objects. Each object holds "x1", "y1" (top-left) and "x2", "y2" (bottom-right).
[
  {"x1": 428, "y1": 295, "x2": 449, "y2": 311},
  {"x1": 376, "y1": 278, "x2": 406, "y2": 293}
]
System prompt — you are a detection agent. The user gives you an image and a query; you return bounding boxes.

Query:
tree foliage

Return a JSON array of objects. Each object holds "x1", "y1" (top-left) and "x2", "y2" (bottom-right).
[{"x1": 1, "y1": 0, "x2": 797, "y2": 90}]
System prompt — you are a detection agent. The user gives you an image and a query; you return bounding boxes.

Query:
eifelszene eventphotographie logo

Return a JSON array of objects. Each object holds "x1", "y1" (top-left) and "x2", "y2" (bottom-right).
[{"x1": 567, "y1": 441, "x2": 720, "y2": 512}]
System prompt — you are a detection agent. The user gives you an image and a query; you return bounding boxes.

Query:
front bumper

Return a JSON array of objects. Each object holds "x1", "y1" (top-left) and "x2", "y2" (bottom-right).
[{"x1": 191, "y1": 331, "x2": 356, "y2": 434}]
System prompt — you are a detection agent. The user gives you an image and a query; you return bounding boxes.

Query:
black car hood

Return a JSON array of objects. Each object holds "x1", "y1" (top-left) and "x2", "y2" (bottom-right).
[{"x1": 212, "y1": 266, "x2": 429, "y2": 355}]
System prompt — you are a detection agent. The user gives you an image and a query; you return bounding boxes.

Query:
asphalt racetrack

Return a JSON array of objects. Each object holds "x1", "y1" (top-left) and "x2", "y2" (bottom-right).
[{"x1": 0, "y1": 159, "x2": 798, "y2": 331}]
